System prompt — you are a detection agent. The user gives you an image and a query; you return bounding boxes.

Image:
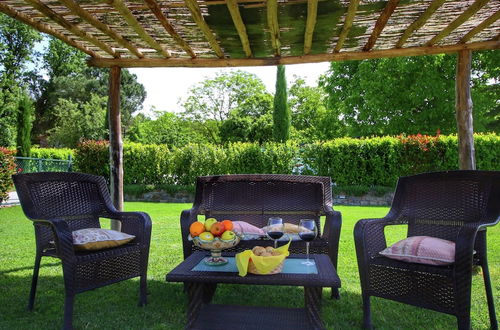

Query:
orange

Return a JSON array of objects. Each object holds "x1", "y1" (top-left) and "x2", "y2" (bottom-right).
[
  {"x1": 189, "y1": 221, "x2": 205, "y2": 237},
  {"x1": 221, "y1": 220, "x2": 233, "y2": 231}
]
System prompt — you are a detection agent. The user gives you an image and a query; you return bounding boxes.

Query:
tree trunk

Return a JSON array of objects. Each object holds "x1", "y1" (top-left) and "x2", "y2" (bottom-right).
[
  {"x1": 455, "y1": 50, "x2": 475, "y2": 170},
  {"x1": 108, "y1": 66, "x2": 123, "y2": 230}
]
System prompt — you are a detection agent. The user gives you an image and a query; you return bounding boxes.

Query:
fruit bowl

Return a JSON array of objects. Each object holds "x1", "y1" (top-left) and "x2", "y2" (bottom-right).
[{"x1": 192, "y1": 234, "x2": 241, "y2": 266}]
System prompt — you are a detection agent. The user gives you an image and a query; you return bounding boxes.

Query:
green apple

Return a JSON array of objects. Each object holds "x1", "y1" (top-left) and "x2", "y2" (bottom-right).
[
  {"x1": 204, "y1": 218, "x2": 218, "y2": 231},
  {"x1": 221, "y1": 230, "x2": 236, "y2": 241},
  {"x1": 199, "y1": 231, "x2": 214, "y2": 241}
]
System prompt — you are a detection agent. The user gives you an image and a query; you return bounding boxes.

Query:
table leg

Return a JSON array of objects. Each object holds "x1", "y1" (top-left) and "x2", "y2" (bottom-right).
[
  {"x1": 185, "y1": 282, "x2": 204, "y2": 329},
  {"x1": 304, "y1": 286, "x2": 324, "y2": 330}
]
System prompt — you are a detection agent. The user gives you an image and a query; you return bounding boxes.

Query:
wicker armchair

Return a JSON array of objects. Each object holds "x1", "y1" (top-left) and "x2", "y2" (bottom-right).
[
  {"x1": 354, "y1": 170, "x2": 499, "y2": 330},
  {"x1": 180, "y1": 174, "x2": 342, "y2": 297},
  {"x1": 13, "y1": 172, "x2": 152, "y2": 329}
]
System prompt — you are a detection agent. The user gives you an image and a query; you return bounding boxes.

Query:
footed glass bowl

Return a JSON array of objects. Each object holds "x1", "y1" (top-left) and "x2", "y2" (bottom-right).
[{"x1": 192, "y1": 235, "x2": 241, "y2": 266}]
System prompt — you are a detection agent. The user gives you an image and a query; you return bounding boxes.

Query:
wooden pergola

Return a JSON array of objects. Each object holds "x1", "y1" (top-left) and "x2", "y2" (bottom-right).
[{"x1": 1, "y1": 0, "x2": 498, "y2": 213}]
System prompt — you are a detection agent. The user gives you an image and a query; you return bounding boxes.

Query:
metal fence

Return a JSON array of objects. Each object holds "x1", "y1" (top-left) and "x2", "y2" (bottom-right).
[{"x1": 14, "y1": 156, "x2": 72, "y2": 174}]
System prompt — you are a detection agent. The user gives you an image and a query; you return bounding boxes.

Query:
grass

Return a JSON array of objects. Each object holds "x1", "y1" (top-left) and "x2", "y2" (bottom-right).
[{"x1": 0, "y1": 203, "x2": 498, "y2": 329}]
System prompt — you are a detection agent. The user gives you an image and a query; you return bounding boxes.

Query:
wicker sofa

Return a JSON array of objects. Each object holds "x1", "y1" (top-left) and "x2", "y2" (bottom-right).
[{"x1": 180, "y1": 174, "x2": 342, "y2": 297}]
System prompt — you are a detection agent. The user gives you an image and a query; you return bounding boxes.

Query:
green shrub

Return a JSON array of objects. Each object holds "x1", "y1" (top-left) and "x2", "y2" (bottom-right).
[
  {"x1": 0, "y1": 148, "x2": 16, "y2": 204},
  {"x1": 30, "y1": 147, "x2": 74, "y2": 160},
  {"x1": 74, "y1": 140, "x2": 109, "y2": 178},
  {"x1": 123, "y1": 143, "x2": 170, "y2": 185}
]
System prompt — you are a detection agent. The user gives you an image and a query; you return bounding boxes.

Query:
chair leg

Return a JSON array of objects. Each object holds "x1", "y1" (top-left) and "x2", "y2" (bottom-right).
[
  {"x1": 482, "y1": 262, "x2": 498, "y2": 330},
  {"x1": 362, "y1": 294, "x2": 373, "y2": 330},
  {"x1": 139, "y1": 273, "x2": 147, "y2": 307},
  {"x1": 331, "y1": 287, "x2": 340, "y2": 299},
  {"x1": 63, "y1": 293, "x2": 74, "y2": 330},
  {"x1": 28, "y1": 253, "x2": 42, "y2": 311},
  {"x1": 457, "y1": 314, "x2": 471, "y2": 330}
]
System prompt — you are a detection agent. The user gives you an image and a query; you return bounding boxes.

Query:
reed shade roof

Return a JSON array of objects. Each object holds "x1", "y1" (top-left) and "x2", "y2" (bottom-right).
[{"x1": 1, "y1": 0, "x2": 498, "y2": 67}]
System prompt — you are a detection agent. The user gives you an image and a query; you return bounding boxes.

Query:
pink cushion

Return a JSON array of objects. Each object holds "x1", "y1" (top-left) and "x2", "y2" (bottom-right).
[
  {"x1": 232, "y1": 221, "x2": 265, "y2": 237},
  {"x1": 379, "y1": 236, "x2": 455, "y2": 266}
]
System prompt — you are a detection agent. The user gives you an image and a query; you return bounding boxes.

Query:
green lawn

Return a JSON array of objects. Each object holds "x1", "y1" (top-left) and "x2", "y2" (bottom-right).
[{"x1": 0, "y1": 203, "x2": 498, "y2": 329}]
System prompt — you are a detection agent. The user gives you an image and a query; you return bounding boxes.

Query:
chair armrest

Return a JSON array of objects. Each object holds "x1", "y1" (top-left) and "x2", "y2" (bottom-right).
[
  {"x1": 354, "y1": 217, "x2": 403, "y2": 262},
  {"x1": 108, "y1": 211, "x2": 152, "y2": 249},
  {"x1": 33, "y1": 218, "x2": 75, "y2": 261},
  {"x1": 322, "y1": 208, "x2": 342, "y2": 269},
  {"x1": 180, "y1": 208, "x2": 199, "y2": 259}
]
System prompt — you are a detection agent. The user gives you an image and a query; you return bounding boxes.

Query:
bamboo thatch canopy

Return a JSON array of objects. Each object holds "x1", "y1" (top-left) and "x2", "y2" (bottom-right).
[{"x1": 0, "y1": 0, "x2": 498, "y2": 68}]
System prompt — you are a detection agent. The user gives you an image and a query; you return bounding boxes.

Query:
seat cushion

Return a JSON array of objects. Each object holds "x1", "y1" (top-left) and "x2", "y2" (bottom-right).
[
  {"x1": 72, "y1": 228, "x2": 135, "y2": 251},
  {"x1": 379, "y1": 236, "x2": 455, "y2": 266}
]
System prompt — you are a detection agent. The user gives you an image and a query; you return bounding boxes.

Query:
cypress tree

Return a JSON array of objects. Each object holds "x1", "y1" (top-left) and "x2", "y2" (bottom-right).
[
  {"x1": 272, "y1": 65, "x2": 290, "y2": 142},
  {"x1": 16, "y1": 94, "x2": 33, "y2": 157}
]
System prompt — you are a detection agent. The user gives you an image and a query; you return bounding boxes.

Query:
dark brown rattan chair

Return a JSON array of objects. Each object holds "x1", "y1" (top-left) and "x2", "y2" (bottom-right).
[
  {"x1": 180, "y1": 174, "x2": 342, "y2": 297},
  {"x1": 13, "y1": 172, "x2": 152, "y2": 329},
  {"x1": 354, "y1": 170, "x2": 499, "y2": 330}
]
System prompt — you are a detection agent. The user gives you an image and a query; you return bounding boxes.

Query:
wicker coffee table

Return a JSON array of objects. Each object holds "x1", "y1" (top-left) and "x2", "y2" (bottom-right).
[{"x1": 166, "y1": 252, "x2": 341, "y2": 330}]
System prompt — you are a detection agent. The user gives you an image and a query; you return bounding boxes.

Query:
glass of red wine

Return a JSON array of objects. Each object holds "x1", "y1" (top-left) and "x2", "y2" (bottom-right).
[
  {"x1": 299, "y1": 219, "x2": 317, "y2": 266},
  {"x1": 266, "y1": 217, "x2": 284, "y2": 248}
]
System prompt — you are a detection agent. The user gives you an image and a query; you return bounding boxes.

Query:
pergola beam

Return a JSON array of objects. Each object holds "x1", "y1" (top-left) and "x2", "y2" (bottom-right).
[
  {"x1": 226, "y1": 0, "x2": 252, "y2": 57},
  {"x1": 303, "y1": 0, "x2": 319, "y2": 55},
  {"x1": 0, "y1": 3, "x2": 98, "y2": 58},
  {"x1": 88, "y1": 39, "x2": 499, "y2": 68},
  {"x1": 107, "y1": 0, "x2": 171, "y2": 58},
  {"x1": 455, "y1": 50, "x2": 475, "y2": 170},
  {"x1": 334, "y1": 0, "x2": 360, "y2": 52},
  {"x1": 58, "y1": 0, "x2": 144, "y2": 58},
  {"x1": 396, "y1": 0, "x2": 446, "y2": 48},
  {"x1": 363, "y1": 0, "x2": 400, "y2": 51},
  {"x1": 143, "y1": 0, "x2": 196, "y2": 58},
  {"x1": 426, "y1": 0, "x2": 491, "y2": 46},
  {"x1": 24, "y1": 0, "x2": 118, "y2": 57},
  {"x1": 459, "y1": 10, "x2": 500, "y2": 43},
  {"x1": 184, "y1": 0, "x2": 225, "y2": 58},
  {"x1": 267, "y1": 0, "x2": 281, "y2": 56}
]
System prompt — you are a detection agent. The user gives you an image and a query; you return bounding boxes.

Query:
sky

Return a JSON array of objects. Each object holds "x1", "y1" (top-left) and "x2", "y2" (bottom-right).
[{"x1": 129, "y1": 61, "x2": 331, "y2": 115}]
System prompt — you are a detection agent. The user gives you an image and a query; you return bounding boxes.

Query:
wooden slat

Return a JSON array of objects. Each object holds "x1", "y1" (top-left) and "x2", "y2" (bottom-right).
[
  {"x1": 455, "y1": 50, "x2": 475, "y2": 170},
  {"x1": 226, "y1": 0, "x2": 252, "y2": 57},
  {"x1": 363, "y1": 0, "x2": 400, "y2": 51},
  {"x1": 184, "y1": 0, "x2": 225, "y2": 58},
  {"x1": 396, "y1": 0, "x2": 446, "y2": 48},
  {"x1": 334, "y1": 0, "x2": 360, "y2": 52},
  {"x1": 267, "y1": 0, "x2": 280, "y2": 56},
  {"x1": 88, "y1": 39, "x2": 500, "y2": 67},
  {"x1": 24, "y1": 0, "x2": 117, "y2": 57},
  {"x1": 58, "y1": 0, "x2": 143, "y2": 58},
  {"x1": 426, "y1": 0, "x2": 491, "y2": 46},
  {"x1": 303, "y1": 0, "x2": 318, "y2": 55},
  {"x1": 108, "y1": 0, "x2": 170, "y2": 58},
  {"x1": 459, "y1": 10, "x2": 500, "y2": 43},
  {"x1": 0, "y1": 3, "x2": 98, "y2": 58},
  {"x1": 143, "y1": 0, "x2": 196, "y2": 58}
]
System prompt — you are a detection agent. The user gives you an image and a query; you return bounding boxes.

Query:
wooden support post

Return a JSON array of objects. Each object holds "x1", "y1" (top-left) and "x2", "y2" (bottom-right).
[
  {"x1": 108, "y1": 66, "x2": 123, "y2": 230},
  {"x1": 455, "y1": 50, "x2": 475, "y2": 170}
]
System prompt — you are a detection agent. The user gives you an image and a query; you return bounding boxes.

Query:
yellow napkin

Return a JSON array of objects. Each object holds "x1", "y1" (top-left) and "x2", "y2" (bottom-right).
[{"x1": 236, "y1": 240, "x2": 291, "y2": 276}]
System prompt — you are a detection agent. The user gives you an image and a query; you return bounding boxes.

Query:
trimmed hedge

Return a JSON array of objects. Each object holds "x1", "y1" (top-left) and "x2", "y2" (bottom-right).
[
  {"x1": 0, "y1": 148, "x2": 16, "y2": 204},
  {"x1": 71, "y1": 133, "x2": 500, "y2": 187},
  {"x1": 29, "y1": 147, "x2": 74, "y2": 160}
]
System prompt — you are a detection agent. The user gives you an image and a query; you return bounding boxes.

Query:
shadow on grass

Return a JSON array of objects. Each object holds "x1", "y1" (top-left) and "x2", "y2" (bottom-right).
[
  {"x1": 0, "y1": 262, "x2": 61, "y2": 275},
  {"x1": 0, "y1": 272, "x2": 460, "y2": 330}
]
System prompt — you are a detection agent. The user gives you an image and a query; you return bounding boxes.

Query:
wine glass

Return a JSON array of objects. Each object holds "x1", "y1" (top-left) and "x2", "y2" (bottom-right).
[
  {"x1": 298, "y1": 219, "x2": 317, "y2": 266},
  {"x1": 266, "y1": 217, "x2": 284, "y2": 248}
]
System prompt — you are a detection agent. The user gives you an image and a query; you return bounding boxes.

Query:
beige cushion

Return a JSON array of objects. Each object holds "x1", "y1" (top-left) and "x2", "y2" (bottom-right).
[
  {"x1": 72, "y1": 228, "x2": 135, "y2": 251},
  {"x1": 379, "y1": 236, "x2": 455, "y2": 266}
]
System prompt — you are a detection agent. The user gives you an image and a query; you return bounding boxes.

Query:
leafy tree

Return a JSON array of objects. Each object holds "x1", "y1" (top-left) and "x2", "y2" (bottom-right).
[
  {"x1": 273, "y1": 65, "x2": 290, "y2": 142},
  {"x1": 182, "y1": 70, "x2": 272, "y2": 144},
  {"x1": 126, "y1": 111, "x2": 208, "y2": 147},
  {"x1": 33, "y1": 38, "x2": 146, "y2": 142},
  {"x1": 219, "y1": 112, "x2": 273, "y2": 144},
  {"x1": 0, "y1": 14, "x2": 41, "y2": 147},
  {"x1": 16, "y1": 93, "x2": 33, "y2": 157},
  {"x1": 319, "y1": 51, "x2": 499, "y2": 137},
  {"x1": 289, "y1": 76, "x2": 343, "y2": 141},
  {"x1": 48, "y1": 94, "x2": 108, "y2": 147}
]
